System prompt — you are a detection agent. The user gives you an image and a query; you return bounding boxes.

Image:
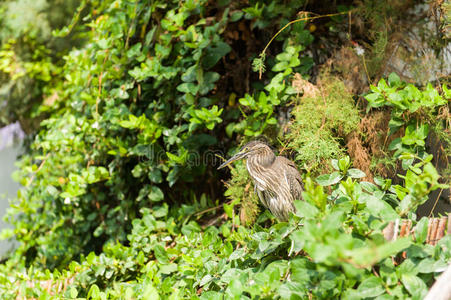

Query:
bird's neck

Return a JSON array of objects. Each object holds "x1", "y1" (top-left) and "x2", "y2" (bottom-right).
[{"x1": 247, "y1": 152, "x2": 276, "y2": 169}]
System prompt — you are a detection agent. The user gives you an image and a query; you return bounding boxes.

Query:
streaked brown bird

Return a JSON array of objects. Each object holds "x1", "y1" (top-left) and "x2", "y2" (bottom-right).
[{"x1": 218, "y1": 141, "x2": 303, "y2": 221}]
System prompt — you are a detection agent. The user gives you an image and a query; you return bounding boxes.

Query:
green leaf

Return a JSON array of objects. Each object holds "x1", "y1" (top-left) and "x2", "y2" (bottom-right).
[
  {"x1": 388, "y1": 72, "x2": 401, "y2": 87},
  {"x1": 148, "y1": 169, "x2": 163, "y2": 183},
  {"x1": 153, "y1": 204, "x2": 168, "y2": 218},
  {"x1": 143, "y1": 283, "x2": 160, "y2": 300},
  {"x1": 347, "y1": 168, "x2": 366, "y2": 179},
  {"x1": 200, "y1": 291, "x2": 223, "y2": 300},
  {"x1": 177, "y1": 82, "x2": 199, "y2": 94},
  {"x1": 351, "y1": 238, "x2": 411, "y2": 266},
  {"x1": 220, "y1": 268, "x2": 243, "y2": 284},
  {"x1": 357, "y1": 277, "x2": 385, "y2": 298},
  {"x1": 331, "y1": 159, "x2": 339, "y2": 170},
  {"x1": 149, "y1": 186, "x2": 164, "y2": 202},
  {"x1": 226, "y1": 278, "x2": 244, "y2": 297},
  {"x1": 316, "y1": 172, "x2": 343, "y2": 186},
  {"x1": 360, "y1": 181, "x2": 379, "y2": 193},
  {"x1": 266, "y1": 117, "x2": 277, "y2": 125},
  {"x1": 229, "y1": 11, "x2": 244, "y2": 22},
  {"x1": 294, "y1": 200, "x2": 319, "y2": 219},
  {"x1": 365, "y1": 92, "x2": 382, "y2": 103},
  {"x1": 159, "y1": 263, "x2": 177, "y2": 274},
  {"x1": 360, "y1": 193, "x2": 398, "y2": 221},
  {"x1": 290, "y1": 230, "x2": 305, "y2": 253},
  {"x1": 125, "y1": 287, "x2": 134, "y2": 300},
  {"x1": 181, "y1": 221, "x2": 201, "y2": 235},
  {"x1": 388, "y1": 118, "x2": 404, "y2": 132},
  {"x1": 278, "y1": 282, "x2": 305, "y2": 299},
  {"x1": 338, "y1": 156, "x2": 351, "y2": 172},
  {"x1": 181, "y1": 65, "x2": 197, "y2": 82},
  {"x1": 154, "y1": 244, "x2": 169, "y2": 264},
  {"x1": 229, "y1": 248, "x2": 246, "y2": 260},
  {"x1": 272, "y1": 61, "x2": 289, "y2": 72},
  {"x1": 200, "y1": 274, "x2": 214, "y2": 286},
  {"x1": 202, "y1": 41, "x2": 231, "y2": 69},
  {"x1": 415, "y1": 217, "x2": 429, "y2": 244},
  {"x1": 204, "y1": 71, "x2": 220, "y2": 83},
  {"x1": 378, "y1": 238, "x2": 411, "y2": 258},
  {"x1": 401, "y1": 274, "x2": 427, "y2": 299},
  {"x1": 290, "y1": 258, "x2": 316, "y2": 283},
  {"x1": 87, "y1": 284, "x2": 100, "y2": 299},
  {"x1": 70, "y1": 287, "x2": 78, "y2": 299},
  {"x1": 416, "y1": 258, "x2": 448, "y2": 273}
]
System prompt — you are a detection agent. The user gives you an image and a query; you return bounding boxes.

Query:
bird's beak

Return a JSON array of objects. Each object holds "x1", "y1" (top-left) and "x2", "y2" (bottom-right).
[{"x1": 218, "y1": 150, "x2": 248, "y2": 169}]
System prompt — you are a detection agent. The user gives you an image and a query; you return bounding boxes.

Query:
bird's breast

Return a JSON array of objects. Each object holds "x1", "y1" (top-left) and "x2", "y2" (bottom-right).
[{"x1": 246, "y1": 159, "x2": 267, "y2": 190}]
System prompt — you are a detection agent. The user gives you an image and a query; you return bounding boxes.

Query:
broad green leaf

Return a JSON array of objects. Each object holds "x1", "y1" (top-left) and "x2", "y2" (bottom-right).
[
  {"x1": 70, "y1": 287, "x2": 78, "y2": 299},
  {"x1": 331, "y1": 159, "x2": 339, "y2": 170},
  {"x1": 149, "y1": 186, "x2": 164, "y2": 202},
  {"x1": 290, "y1": 230, "x2": 305, "y2": 253},
  {"x1": 401, "y1": 274, "x2": 427, "y2": 299},
  {"x1": 351, "y1": 238, "x2": 411, "y2": 266},
  {"x1": 177, "y1": 82, "x2": 199, "y2": 94},
  {"x1": 153, "y1": 204, "x2": 168, "y2": 218},
  {"x1": 278, "y1": 281, "x2": 305, "y2": 299},
  {"x1": 160, "y1": 263, "x2": 178, "y2": 274},
  {"x1": 294, "y1": 200, "x2": 319, "y2": 219},
  {"x1": 316, "y1": 172, "x2": 342, "y2": 186},
  {"x1": 202, "y1": 41, "x2": 231, "y2": 69},
  {"x1": 154, "y1": 244, "x2": 169, "y2": 264},
  {"x1": 229, "y1": 248, "x2": 246, "y2": 260},
  {"x1": 357, "y1": 277, "x2": 385, "y2": 298},
  {"x1": 415, "y1": 217, "x2": 429, "y2": 244},
  {"x1": 416, "y1": 258, "x2": 448, "y2": 273},
  {"x1": 347, "y1": 168, "x2": 366, "y2": 179},
  {"x1": 226, "y1": 278, "x2": 244, "y2": 297},
  {"x1": 143, "y1": 283, "x2": 160, "y2": 300},
  {"x1": 200, "y1": 274, "x2": 214, "y2": 286},
  {"x1": 388, "y1": 72, "x2": 401, "y2": 87},
  {"x1": 220, "y1": 268, "x2": 243, "y2": 284},
  {"x1": 360, "y1": 193, "x2": 398, "y2": 220}
]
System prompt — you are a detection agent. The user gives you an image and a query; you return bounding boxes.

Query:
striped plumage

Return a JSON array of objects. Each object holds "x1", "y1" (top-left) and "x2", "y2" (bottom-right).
[{"x1": 219, "y1": 141, "x2": 303, "y2": 221}]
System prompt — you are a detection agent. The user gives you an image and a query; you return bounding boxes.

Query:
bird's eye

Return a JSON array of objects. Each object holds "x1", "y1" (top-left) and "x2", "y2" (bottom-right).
[{"x1": 243, "y1": 147, "x2": 249, "y2": 152}]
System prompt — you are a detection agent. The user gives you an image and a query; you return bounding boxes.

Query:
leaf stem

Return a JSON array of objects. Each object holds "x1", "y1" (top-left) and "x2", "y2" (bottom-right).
[{"x1": 259, "y1": 10, "x2": 355, "y2": 58}]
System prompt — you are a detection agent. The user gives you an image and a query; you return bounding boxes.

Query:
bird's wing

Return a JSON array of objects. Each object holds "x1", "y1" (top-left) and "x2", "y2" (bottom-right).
[
  {"x1": 276, "y1": 156, "x2": 304, "y2": 201},
  {"x1": 256, "y1": 188, "x2": 268, "y2": 209}
]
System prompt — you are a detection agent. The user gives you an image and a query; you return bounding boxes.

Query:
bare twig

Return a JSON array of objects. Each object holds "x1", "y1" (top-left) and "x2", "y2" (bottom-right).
[
  {"x1": 26, "y1": 153, "x2": 50, "y2": 187},
  {"x1": 259, "y1": 10, "x2": 355, "y2": 58},
  {"x1": 194, "y1": 200, "x2": 233, "y2": 216},
  {"x1": 429, "y1": 188, "x2": 444, "y2": 217}
]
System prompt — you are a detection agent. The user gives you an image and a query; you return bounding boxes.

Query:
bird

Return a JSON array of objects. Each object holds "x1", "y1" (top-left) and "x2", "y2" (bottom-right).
[{"x1": 218, "y1": 141, "x2": 303, "y2": 221}]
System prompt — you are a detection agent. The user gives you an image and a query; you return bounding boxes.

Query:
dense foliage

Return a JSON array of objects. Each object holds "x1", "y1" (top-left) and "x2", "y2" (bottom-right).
[
  {"x1": 365, "y1": 73, "x2": 451, "y2": 191},
  {"x1": 0, "y1": 0, "x2": 81, "y2": 131},
  {"x1": 0, "y1": 0, "x2": 450, "y2": 299},
  {"x1": 1, "y1": 157, "x2": 450, "y2": 298},
  {"x1": 2, "y1": 0, "x2": 315, "y2": 269}
]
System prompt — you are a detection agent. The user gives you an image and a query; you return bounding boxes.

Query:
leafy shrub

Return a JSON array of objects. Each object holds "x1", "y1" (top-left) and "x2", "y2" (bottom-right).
[
  {"x1": 1, "y1": 0, "x2": 314, "y2": 269},
  {"x1": 1, "y1": 158, "x2": 449, "y2": 299},
  {"x1": 0, "y1": 0, "x2": 82, "y2": 130},
  {"x1": 1, "y1": 1, "x2": 450, "y2": 299},
  {"x1": 365, "y1": 73, "x2": 450, "y2": 198},
  {"x1": 365, "y1": 73, "x2": 448, "y2": 163},
  {"x1": 287, "y1": 74, "x2": 361, "y2": 172}
]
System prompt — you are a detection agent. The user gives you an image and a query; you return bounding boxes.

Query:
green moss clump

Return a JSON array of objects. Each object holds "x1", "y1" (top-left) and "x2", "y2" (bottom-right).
[
  {"x1": 287, "y1": 75, "x2": 361, "y2": 173},
  {"x1": 223, "y1": 161, "x2": 260, "y2": 225}
]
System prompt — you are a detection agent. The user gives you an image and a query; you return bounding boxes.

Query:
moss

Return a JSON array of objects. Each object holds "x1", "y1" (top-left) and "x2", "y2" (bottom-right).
[
  {"x1": 223, "y1": 161, "x2": 260, "y2": 225},
  {"x1": 287, "y1": 75, "x2": 361, "y2": 174}
]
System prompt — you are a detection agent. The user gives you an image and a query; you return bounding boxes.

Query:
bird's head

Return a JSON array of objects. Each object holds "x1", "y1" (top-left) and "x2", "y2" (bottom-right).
[{"x1": 218, "y1": 141, "x2": 272, "y2": 169}]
